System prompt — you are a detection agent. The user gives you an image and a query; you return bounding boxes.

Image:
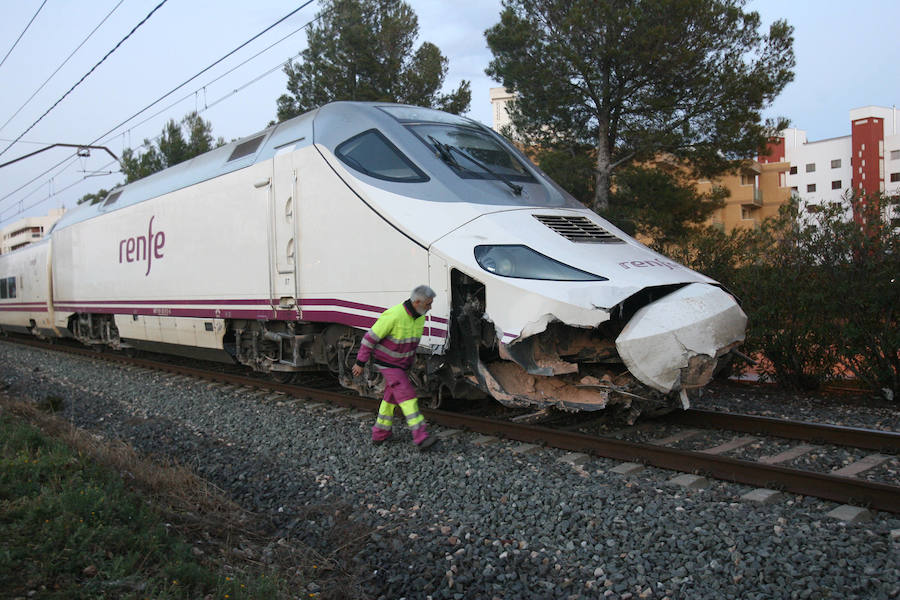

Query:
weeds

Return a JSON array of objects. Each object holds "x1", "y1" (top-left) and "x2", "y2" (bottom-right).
[{"x1": 0, "y1": 396, "x2": 370, "y2": 598}]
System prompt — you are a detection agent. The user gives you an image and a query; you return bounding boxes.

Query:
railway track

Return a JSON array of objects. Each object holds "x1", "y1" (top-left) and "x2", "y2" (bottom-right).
[{"x1": 7, "y1": 335, "x2": 900, "y2": 514}]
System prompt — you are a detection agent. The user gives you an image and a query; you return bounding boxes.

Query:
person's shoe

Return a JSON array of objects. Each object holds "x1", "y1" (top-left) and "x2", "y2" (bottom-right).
[
  {"x1": 372, "y1": 435, "x2": 392, "y2": 445},
  {"x1": 416, "y1": 436, "x2": 438, "y2": 451}
]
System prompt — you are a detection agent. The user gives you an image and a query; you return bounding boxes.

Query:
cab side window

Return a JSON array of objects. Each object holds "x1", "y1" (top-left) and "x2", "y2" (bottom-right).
[
  {"x1": 0, "y1": 277, "x2": 6, "y2": 299},
  {"x1": 7, "y1": 276, "x2": 15, "y2": 298},
  {"x1": 335, "y1": 129, "x2": 428, "y2": 183}
]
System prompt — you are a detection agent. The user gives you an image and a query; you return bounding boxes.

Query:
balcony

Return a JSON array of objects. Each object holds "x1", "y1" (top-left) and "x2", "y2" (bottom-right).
[{"x1": 735, "y1": 185, "x2": 763, "y2": 208}]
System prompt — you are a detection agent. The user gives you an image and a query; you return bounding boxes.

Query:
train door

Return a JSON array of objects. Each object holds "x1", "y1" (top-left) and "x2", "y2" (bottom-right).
[
  {"x1": 424, "y1": 253, "x2": 450, "y2": 352},
  {"x1": 270, "y1": 149, "x2": 299, "y2": 308}
]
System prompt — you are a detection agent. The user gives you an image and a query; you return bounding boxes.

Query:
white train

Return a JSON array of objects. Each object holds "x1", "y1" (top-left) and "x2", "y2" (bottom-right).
[{"x1": 0, "y1": 102, "x2": 746, "y2": 417}]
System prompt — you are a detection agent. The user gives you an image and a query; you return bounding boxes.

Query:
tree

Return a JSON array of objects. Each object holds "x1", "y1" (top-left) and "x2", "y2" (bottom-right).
[
  {"x1": 121, "y1": 111, "x2": 223, "y2": 183},
  {"x1": 485, "y1": 0, "x2": 795, "y2": 212},
  {"x1": 276, "y1": 0, "x2": 471, "y2": 122},
  {"x1": 606, "y1": 164, "x2": 728, "y2": 245}
]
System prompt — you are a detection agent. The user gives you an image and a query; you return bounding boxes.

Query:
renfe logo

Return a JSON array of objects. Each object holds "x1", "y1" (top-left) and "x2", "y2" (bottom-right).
[
  {"x1": 618, "y1": 258, "x2": 679, "y2": 270},
  {"x1": 119, "y1": 216, "x2": 165, "y2": 276}
]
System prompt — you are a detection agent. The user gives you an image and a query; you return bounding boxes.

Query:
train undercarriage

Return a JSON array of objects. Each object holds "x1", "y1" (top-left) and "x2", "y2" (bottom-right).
[{"x1": 62, "y1": 270, "x2": 744, "y2": 423}]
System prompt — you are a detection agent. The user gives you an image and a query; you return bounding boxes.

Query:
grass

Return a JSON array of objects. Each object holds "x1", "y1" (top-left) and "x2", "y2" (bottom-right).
[{"x1": 0, "y1": 396, "x2": 369, "y2": 599}]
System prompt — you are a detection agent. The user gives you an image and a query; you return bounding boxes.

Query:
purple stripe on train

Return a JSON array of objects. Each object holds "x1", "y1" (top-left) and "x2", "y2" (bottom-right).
[{"x1": 299, "y1": 298, "x2": 386, "y2": 313}]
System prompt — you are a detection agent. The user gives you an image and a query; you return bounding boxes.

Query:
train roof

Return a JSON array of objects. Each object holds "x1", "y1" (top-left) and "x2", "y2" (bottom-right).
[
  {"x1": 52, "y1": 106, "x2": 322, "y2": 231},
  {"x1": 51, "y1": 102, "x2": 502, "y2": 233}
]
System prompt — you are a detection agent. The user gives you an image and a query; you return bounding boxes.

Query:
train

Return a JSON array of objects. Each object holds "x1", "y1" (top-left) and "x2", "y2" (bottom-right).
[{"x1": 0, "y1": 102, "x2": 747, "y2": 419}]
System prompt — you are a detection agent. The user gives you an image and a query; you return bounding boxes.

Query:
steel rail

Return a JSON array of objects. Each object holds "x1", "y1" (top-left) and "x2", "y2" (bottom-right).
[
  {"x1": 6, "y1": 337, "x2": 900, "y2": 513},
  {"x1": 668, "y1": 409, "x2": 900, "y2": 453},
  {"x1": 416, "y1": 410, "x2": 900, "y2": 514}
]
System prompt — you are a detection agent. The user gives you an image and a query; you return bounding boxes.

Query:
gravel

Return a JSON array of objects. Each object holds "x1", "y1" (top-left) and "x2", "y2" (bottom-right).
[
  {"x1": 694, "y1": 379, "x2": 900, "y2": 432},
  {"x1": 2, "y1": 339, "x2": 899, "y2": 600}
]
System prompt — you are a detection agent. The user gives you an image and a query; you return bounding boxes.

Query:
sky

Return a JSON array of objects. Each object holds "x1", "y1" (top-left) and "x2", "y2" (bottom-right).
[{"x1": 0, "y1": 0, "x2": 898, "y2": 227}]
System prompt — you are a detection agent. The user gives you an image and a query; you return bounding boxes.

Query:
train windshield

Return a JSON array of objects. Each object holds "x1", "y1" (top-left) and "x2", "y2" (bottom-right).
[
  {"x1": 378, "y1": 105, "x2": 535, "y2": 184},
  {"x1": 376, "y1": 105, "x2": 581, "y2": 208},
  {"x1": 411, "y1": 123, "x2": 535, "y2": 184}
]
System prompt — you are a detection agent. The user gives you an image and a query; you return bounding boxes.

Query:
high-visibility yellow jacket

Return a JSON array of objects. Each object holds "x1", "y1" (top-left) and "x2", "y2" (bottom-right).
[{"x1": 355, "y1": 299, "x2": 424, "y2": 370}]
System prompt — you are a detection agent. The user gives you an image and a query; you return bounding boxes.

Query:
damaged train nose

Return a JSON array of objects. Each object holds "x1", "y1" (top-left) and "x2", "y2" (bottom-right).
[
  {"x1": 449, "y1": 272, "x2": 747, "y2": 418},
  {"x1": 615, "y1": 283, "x2": 747, "y2": 395}
]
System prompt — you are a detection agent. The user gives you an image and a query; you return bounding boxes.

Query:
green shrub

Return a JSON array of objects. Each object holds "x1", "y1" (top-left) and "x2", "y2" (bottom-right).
[{"x1": 673, "y1": 193, "x2": 899, "y2": 400}]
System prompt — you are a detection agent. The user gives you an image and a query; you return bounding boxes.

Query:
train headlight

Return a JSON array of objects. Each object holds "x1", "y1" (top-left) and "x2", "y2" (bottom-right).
[{"x1": 474, "y1": 245, "x2": 607, "y2": 281}]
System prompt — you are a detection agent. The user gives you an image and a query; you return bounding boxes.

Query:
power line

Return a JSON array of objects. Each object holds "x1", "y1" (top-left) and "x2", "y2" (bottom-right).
[
  {"x1": 0, "y1": 160, "x2": 116, "y2": 221},
  {"x1": 113, "y1": 14, "x2": 317, "y2": 143},
  {"x1": 90, "y1": 0, "x2": 315, "y2": 147},
  {"x1": 0, "y1": 154, "x2": 78, "y2": 209},
  {"x1": 204, "y1": 51, "x2": 303, "y2": 113},
  {"x1": 0, "y1": 2, "x2": 321, "y2": 222},
  {"x1": 0, "y1": 157, "x2": 80, "y2": 221},
  {"x1": 0, "y1": 0, "x2": 48, "y2": 71},
  {"x1": 0, "y1": 0, "x2": 126, "y2": 134},
  {"x1": 0, "y1": 0, "x2": 170, "y2": 160}
]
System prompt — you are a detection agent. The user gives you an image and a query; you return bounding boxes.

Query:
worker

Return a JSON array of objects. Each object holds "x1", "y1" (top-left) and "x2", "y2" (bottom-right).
[{"x1": 352, "y1": 285, "x2": 438, "y2": 451}]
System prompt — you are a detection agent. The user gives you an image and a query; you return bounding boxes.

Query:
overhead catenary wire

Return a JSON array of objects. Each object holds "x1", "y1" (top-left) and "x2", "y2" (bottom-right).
[
  {"x1": 108, "y1": 13, "x2": 317, "y2": 142},
  {"x1": 0, "y1": 1, "x2": 322, "y2": 225},
  {"x1": 0, "y1": 0, "x2": 49, "y2": 71},
  {"x1": 1, "y1": 43, "x2": 305, "y2": 222},
  {"x1": 0, "y1": 0, "x2": 126, "y2": 134},
  {"x1": 0, "y1": 159, "x2": 115, "y2": 221},
  {"x1": 89, "y1": 0, "x2": 316, "y2": 148},
  {"x1": 0, "y1": 0, "x2": 170, "y2": 160}
]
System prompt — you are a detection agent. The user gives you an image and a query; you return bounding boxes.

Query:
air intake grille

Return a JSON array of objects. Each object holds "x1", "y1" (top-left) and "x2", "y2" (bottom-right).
[
  {"x1": 102, "y1": 191, "x2": 122, "y2": 207},
  {"x1": 228, "y1": 135, "x2": 265, "y2": 161},
  {"x1": 534, "y1": 215, "x2": 624, "y2": 243}
]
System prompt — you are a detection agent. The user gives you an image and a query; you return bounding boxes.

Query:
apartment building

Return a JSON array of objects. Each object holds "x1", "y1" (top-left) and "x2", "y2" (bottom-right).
[
  {"x1": 762, "y1": 106, "x2": 900, "y2": 219},
  {"x1": 0, "y1": 207, "x2": 65, "y2": 254},
  {"x1": 699, "y1": 160, "x2": 791, "y2": 232},
  {"x1": 488, "y1": 90, "x2": 899, "y2": 230}
]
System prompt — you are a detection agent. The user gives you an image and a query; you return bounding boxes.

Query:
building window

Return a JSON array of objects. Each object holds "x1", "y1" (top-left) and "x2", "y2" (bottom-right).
[
  {"x1": 831, "y1": 159, "x2": 841, "y2": 169},
  {"x1": 789, "y1": 166, "x2": 798, "y2": 175},
  {"x1": 740, "y1": 172, "x2": 754, "y2": 186},
  {"x1": 807, "y1": 183, "x2": 816, "y2": 193},
  {"x1": 791, "y1": 186, "x2": 798, "y2": 193},
  {"x1": 741, "y1": 206, "x2": 754, "y2": 220},
  {"x1": 891, "y1": 172, "x2": 900, "y2": 182},
  {"x1": 832, "y1": 180, "x2": 842, "y2": 189},
  {"x1": 805, "y1": 163, "x2": 816, "y2": 173},
  {"x1": 891, "y1": 149, "x2": 900, "y2": 160}
]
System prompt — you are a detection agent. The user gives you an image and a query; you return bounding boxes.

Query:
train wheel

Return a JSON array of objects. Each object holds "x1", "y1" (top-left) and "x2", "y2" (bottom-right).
[
  {"x1": 423, "y1": 387, "x2": 445, "y2": 410},
  {"x1": 270, "y1": 372, "x2": 297, "y2": 385}
]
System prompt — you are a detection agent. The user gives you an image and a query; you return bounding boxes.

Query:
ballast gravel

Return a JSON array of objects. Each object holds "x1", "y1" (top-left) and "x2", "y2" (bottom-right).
[{"x1": 1, "y1": 340, "x2": 899, "y2": 600}]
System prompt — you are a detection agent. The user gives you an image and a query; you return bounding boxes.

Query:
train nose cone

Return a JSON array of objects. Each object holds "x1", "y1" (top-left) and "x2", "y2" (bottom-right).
[{"x1": 615, "y1": 283, "x2": 747, "y2": 394}]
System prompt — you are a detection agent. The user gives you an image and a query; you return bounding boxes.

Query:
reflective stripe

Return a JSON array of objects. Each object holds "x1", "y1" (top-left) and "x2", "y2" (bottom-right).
[
  {"x1": 355, "y1": 302, "x2": 425, "y2": 371},
  {"x1": 399, "y1": 398, "x2": 425, "y2": 427},
  {"x1": 375, "y1": 400, "x2": 395, "y2": 431},
  {"x1": 383, "y1": 336, "x2": 420, "y2": 345},
  {"x1": 374, "y1": 346, "x2": 416, "y2": 360}
]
